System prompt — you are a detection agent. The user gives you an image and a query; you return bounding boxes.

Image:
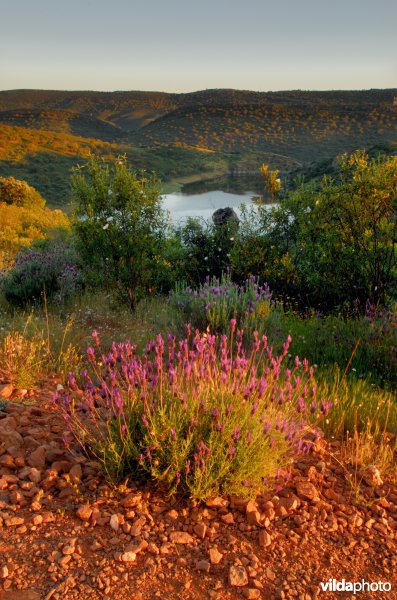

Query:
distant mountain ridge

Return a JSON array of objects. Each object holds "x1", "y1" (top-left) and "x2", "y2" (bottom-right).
[
  {"x1": 0, "y1": 88, "x2": 396, "y2": 139},
  {"x1": 0, "y1": 88, "x2": 395, "y2": 207}
]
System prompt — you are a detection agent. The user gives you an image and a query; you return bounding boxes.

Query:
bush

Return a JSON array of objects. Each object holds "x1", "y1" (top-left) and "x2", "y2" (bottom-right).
[
  {"x1": 170, "y1": 273, "x2": 272, "y2": 337},
  {"x1": 0, "y1": 176, "x2": 45, "y2": 208},
  {"x1": 175, "y1": 216, "x2": 238, "y2": 285},
  {"x1": 233, "y1": 151, "x2": 397, "y2": 311},
  {"x1": 54, "y1": 325, "x2": 330, "y2": 500},
  {"x1": 2, "y1": 236, "x2": 83, "y2": 307},
  {"x1": 71, "y1": 155, "x2": 167, "y2": 309}
]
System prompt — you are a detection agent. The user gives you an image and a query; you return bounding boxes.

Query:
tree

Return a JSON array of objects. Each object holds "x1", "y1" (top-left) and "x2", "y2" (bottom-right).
[
  {"x1": 0, "y1": 176, "x2": 46, "y2": 208},
  {"x1": 234, "y1": 151, "x2": 397, "y2": 310},
  {"x1": 71, "y1": 155, "x2": 167, "y2": 310}
]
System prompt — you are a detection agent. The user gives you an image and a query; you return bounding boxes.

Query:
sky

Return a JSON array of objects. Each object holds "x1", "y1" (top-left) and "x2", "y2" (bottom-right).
[{"x1": 1, "y1": 0, "x2": 396, "y2": 92}]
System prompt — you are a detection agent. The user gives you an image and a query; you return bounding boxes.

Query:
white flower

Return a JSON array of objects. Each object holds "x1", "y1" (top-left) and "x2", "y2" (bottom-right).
[
  {"x1": 106, "y1": 216, "x2": 114, "y2": 222},
  {"x1": 276, "y1": 178, "x2": 281, "y2": 183},
  {"x1": 108, "y1": 189, "x2": 113, "y2": 196},
  {"x1": 103, "y1": 223, "x2": 109, "y2": 230},
  {"x1": 305, "y1": 206, "x2": 312, "y2": 213},
  {"x1": 230, "y1": 237, "x2": 234, "y2": 241},
  {"x1": 204, "y1": 257, "x2": 208, "y2": 261}
]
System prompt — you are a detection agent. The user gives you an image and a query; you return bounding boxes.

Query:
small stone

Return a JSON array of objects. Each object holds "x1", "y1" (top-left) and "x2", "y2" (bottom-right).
[
  {"x1": 258, "y1": 530, "x2": 271, "y2": 547},
  {"x1": 121, "y1": 552, "x2": 137, "y2": 562},
  {"x1": 206, "y1": 497, "x2": 228, "y2": 508},
  {"x1": 196, "y1": 559, "x2": 211, "y2": 572},
  {"x1": 69, "y1": 464, "x2": 83, "y2": 480},
  {"x1": 194, "y1": 523, "x2": 207, "y2": 539},
  {"x1": 209, "y1": 548, "x2": 223, "y2": 565},
  {"x1": 0, "y1": 383, "x2": 14, "y2": 399},
  {"x1": 121, "y1": 493, "x2": 142, "y2": 508},
  {"x1": 110, "y1": 514, "x2": 119, "y2": 531},
  {"x1": 295, "y1": 480, "x2": 320, "y2": 501},
  {"x1": 229, "y1": 565, "x2": 248, "y2": 587},
  {"x1": 28, "y1": 446, "x2": 46, "y2": 469},
  {"x1": 361, "y1": 465, "x2": 383, "y2": 487},
  {"x1": 76, "y1": 505, "x2": 92, "y2": 521},
  {"x1": 221, "y1": 513, "x2": 234, "y2": 524},
  {"x1": 62, "y1": 544, "x2": 75, "y2": 556},
  {"x1": 28, "y1": 468, "x2": 42, "y2": 483},
  {"x1": 5, "y1": 517, "x2": 24, "y2": 527},
  {"x1": 169, "y1": 531, "x2": 193, "y2": 544},
  {"x1": 166, "y1": 509, "x2": 179, "y2": 520},
  {"x1": 0, "y1": 565, "x2": 9, "y2": 578},
  {"x1": 242, "y1": 589, "x2": 261, "y2": 599}
]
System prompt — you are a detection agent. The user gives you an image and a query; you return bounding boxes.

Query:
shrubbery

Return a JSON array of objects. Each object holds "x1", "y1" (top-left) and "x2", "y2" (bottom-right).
[
  {"x1": 170, "y1": 273, "x2": 272, "y2": 336},
  {"x1": 2, "y1": 236, "x2": 83, "y2": 307},
  {"x1": 55, "y1": 325, "x2": 330, "y2": 499},
  {"x1": 71, "y1": 155, "x2": 168, "y2": 309},
  {"x1": 233, "y1": 151, "x2": 397, "y2": 311}
]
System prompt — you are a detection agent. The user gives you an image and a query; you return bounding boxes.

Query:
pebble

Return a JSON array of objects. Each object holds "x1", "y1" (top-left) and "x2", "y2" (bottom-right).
[{"x1": 229, "y1": 565, "x2": 249, "y2": 587}]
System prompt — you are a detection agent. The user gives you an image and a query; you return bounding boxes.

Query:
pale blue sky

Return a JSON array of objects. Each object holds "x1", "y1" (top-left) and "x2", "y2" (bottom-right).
[{"x1": 1, "y1": 0, "x2": 395, "y2": 92}]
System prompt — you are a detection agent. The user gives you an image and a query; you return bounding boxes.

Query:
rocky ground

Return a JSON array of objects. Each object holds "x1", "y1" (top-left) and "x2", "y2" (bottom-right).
[{"x1": 0, "y1": 379, "x2": 396, "y2": 600}]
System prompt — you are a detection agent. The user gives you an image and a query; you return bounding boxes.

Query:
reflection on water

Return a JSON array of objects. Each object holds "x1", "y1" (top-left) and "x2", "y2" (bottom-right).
[
  {"x1": 162, "y1": 190, "x2": 260, "y2": 223},
  {"x1": 162, "y1": 175, "x2": 275, "y2": 223}
]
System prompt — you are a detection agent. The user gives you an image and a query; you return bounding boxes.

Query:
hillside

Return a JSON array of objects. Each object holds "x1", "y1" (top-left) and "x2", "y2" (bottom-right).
[{"x1": 0, "y1": 88, "x2": 395, "y2": 206}]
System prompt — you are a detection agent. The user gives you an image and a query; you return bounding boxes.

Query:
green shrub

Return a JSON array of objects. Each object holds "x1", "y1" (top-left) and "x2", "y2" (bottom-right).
[
  {"x1": 71, "y1": 155, "x2": 168, "y2": 309},
  {"x1": 170, "y1": 273, "x2": 272, "y2": 337},
  {"x1": 2, "y1": 236, "x2": 83, "y2": 307}
]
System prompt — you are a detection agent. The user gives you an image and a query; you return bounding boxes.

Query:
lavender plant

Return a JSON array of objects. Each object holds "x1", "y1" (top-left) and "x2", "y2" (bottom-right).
[
  {"x1": 170, "y1": 273, "x2": 273, "y2": 338},
  {"x1": 54, "y1": 323, "x2": 331, "y2": 500}
]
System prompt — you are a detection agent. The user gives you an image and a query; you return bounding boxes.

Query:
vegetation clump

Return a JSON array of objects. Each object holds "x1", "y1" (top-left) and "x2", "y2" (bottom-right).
[
  {"x1": 71, "y1": 155, "x2": 167, "y2": 309},
  {"x1": 55, "y1": 325, "x2": 329, "y2": 499}
]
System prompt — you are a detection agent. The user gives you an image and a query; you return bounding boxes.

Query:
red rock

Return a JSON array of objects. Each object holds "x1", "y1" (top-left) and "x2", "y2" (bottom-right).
[
  {"x1": 229, "y1": 565, "x2": 248, "y2": 587},
  {"x1": 69, "y1": 464, "x2": 83, "y2": 480},
  {"x1": 196, "y1": 559, "x2": 211, "y2": 572},
  {"x1": 31, "y1": 515, "x2": 43, "y2": 526},
  {"x1": 120, "y1": 552, "x2": 136, "y2": 562},
  {"x1": 170, "y1": 531, "x2": 194, "y2": 544},
  {"x1": 361, "y1": 465, "x2": 383, "y2": 487},
  {"x1": 27, "y1": 446, "x2": 46, "y2": 469},
  {"x1": 242, "y1": 590, "x2": 260, "y2": 599},
  {"x1": 0, "y1": 455, "x2": 15, "y2": 469},
  {"x1": 110, "y1": 514, "x2": 119, "y2": 531},
  {"x1": 258, "y1": 530, "x2": 272, "y2": 547},
  {"x1": 121, "y1": 493, "x2": 142, "y2": 508},
  {"x1": 295, "y1": 480, "x2": 320, "y2": 502},
  {"x1": 5, "y1": 517, "x2": 24, "y2": 527},
  {"x1": 0, "y1": 419, "x2": 23, "y2": 448},
  {"x1": 209, "y1": 548, "x2": 223, "y2": 564},
  {"x1": 0, "y1": 566, "x2": 9, "y2": 579},
  {"x1": 0, "y1": 592, "x2": 41, "y2": 600},
  {"x1": 0, "y1": 384, "x2": 14, "y2": 399},
  {"x1": 193, "y1": 522, "x2": 207, "y2": 539},
  {"x1": 76, "y1": 505, "x2": 92, "y2": 521},
  {"x1": 206, "y1": 497, "x2": 228, "y2": 508},
  {"x1": 221, "y1": 513, "x2": 234, "y2": 524}
]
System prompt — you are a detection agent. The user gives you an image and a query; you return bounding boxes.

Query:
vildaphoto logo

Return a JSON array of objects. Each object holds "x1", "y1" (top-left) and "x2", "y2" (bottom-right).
[{"x1": 320, "y1": 579, "x2": 392, "y2": 593}]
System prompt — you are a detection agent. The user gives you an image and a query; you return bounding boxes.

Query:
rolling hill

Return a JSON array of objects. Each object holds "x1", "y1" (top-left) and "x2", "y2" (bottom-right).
[{"x1": 0, "y1": 88, "x2": 395, "y2": 206}]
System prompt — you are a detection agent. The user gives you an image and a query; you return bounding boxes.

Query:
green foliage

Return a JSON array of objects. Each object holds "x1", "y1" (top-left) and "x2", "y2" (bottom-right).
[
  {"x1": 0, "y1": 175, "x2": 45, "y2": 208},
  {"x1": 233, "y1": 151, "x2": 397, "y2": 309},
  {"x1": 71, "y1": 155, "x2": 167, "y2": 309},
  {"x1": 175, "y1": 216, "x2": 238, "y2": 284},
  {"x1": 261, "y1": 304, "x2": 397, "y2": 388},
  {"x1": 170, "y1": 273, "x2": 272, "y2": 338},
  {"x1": 2, "y1": 235, "x2": 83, "y2": 308},
  {"x1": 58, "y1": 327, "x2": 323, "y2": 499},
  {"x1": 0, "y1": 178, "x2": 69, "y2": 268},
  {"x1": 317, "y1": 367, "x2": 397, "y2": 438}
]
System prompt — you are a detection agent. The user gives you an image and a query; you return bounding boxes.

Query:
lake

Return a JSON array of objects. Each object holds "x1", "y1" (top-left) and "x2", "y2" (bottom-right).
[{"x1": 161, "y1": 190, "x2": 262, "y2": 223}]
